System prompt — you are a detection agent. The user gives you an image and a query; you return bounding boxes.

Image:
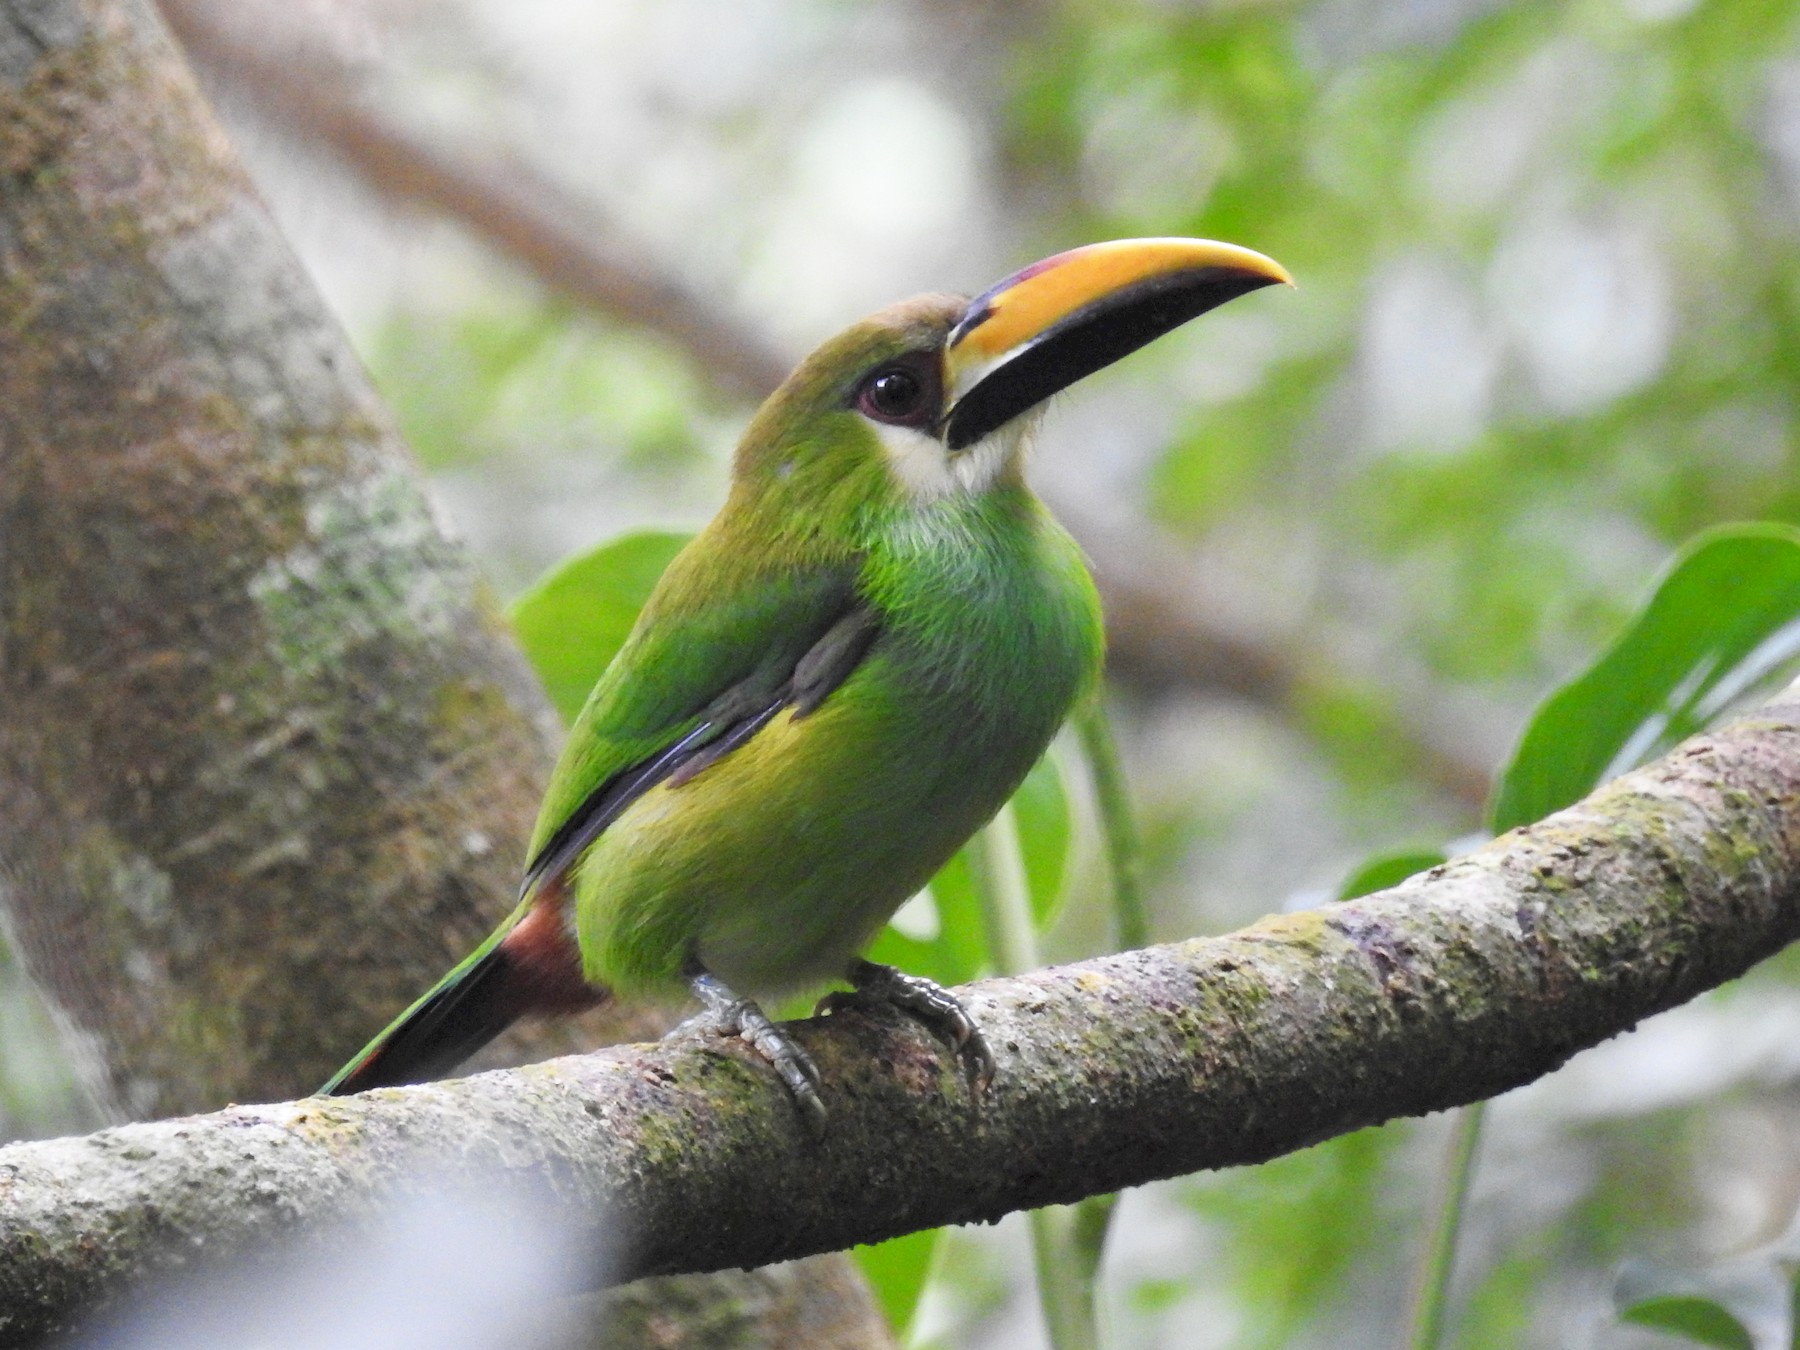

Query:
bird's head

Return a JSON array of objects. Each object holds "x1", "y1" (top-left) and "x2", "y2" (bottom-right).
[{"x1": 732, "y1": 237, "x2": 1292, "y2": 526}]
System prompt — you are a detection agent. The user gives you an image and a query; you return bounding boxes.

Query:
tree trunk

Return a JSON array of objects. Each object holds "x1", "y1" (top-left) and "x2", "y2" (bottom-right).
[{"x1": 0, "y1": 0, "x2": 890, "y2": 1343}]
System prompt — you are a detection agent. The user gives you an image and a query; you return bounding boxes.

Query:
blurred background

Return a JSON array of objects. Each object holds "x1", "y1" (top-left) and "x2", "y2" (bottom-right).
[{"x1": 11, "y1": 0, "x2": 1800, "y2": 1344}]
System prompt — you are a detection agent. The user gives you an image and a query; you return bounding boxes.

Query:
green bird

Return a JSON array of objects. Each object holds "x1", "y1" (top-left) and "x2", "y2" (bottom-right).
[{"x1": 323, "y1": 237, "x2": 1291, "y2": 1126}]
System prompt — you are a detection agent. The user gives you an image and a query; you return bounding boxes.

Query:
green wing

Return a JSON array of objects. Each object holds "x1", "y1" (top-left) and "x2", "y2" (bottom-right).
[{"x1": 523, "y1": 532, "x2": 867, "y2": 897}]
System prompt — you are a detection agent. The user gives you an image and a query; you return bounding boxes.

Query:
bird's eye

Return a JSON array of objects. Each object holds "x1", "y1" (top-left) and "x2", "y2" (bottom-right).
[
  {"x1": 855, "y1": 358, "x2": 939, "y2": 428},
  {"x1": 861, "y1": 368, "x2": 922, "y2": 419}
]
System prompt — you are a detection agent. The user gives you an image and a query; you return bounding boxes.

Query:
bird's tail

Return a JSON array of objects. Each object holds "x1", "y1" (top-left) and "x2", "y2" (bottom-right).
[{"x1": 321, "y1": 892, "x2": 603, "y2": 1096}]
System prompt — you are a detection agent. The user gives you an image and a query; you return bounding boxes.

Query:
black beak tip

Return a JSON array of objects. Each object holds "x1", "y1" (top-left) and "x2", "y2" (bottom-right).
[{"x1": 942, "y1": 264, "x2": 1283, "y2": 452}]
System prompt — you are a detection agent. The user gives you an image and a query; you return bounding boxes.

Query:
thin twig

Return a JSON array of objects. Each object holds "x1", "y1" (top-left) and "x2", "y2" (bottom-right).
[
  {"x1": 1405, "y1": 1105, "x2": 1487, "y2": 1350},
  {"x1": 970, "y1": 804, "x2": 1101, "y2": 1350}
]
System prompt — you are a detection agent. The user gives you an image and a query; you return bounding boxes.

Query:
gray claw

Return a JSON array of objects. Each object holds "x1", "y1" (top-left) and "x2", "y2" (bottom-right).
[
  {"x1": 831, "y1": 960, "x2": 996, "y2": 1096},
  {"x1": 686, "y1": 967, "x2": 827, "y2": 1138}
]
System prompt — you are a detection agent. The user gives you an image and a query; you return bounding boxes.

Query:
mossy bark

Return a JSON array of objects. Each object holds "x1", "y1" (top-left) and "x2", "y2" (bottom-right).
[
  {"x1": 0, "y1": 0, "x2": 552, "y2": 1120},
  {"x1": 0, "y1": 1, "x2": 889, "y2": 1344},
  {"x1": 3, "y1": 686, "x2": 1800, "y2": 1339}
]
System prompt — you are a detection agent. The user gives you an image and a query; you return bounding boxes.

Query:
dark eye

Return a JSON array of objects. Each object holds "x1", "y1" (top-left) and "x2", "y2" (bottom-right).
[
  {"x1": 864, "y1": 369, "x2": 921, "y2": 418},
  {"x1": 855, "y1": 357, "x2": 940, "y2": 428}
]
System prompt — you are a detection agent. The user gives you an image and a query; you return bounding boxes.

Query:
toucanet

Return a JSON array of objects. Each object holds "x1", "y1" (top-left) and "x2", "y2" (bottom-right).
[{"x1": 322, "y1": 237, "x2": 1292, "y2": 1128}]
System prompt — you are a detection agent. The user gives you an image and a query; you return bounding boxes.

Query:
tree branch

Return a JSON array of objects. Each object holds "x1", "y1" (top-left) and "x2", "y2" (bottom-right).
[{"x1": 4, "y1": 688, "x2": 1798, "y2": 1340}]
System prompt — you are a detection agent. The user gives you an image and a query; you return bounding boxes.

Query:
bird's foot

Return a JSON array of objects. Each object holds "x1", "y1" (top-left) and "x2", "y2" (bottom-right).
[
  {"x1": 685, "y1": 967, "x2": 826, "y2": 1138},
  {"x1": 818, "y1": 959, "x2": 995, "y2": 1094}
]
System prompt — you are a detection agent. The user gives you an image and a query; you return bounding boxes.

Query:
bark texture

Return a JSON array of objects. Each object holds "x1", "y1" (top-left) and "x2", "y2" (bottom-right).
[
  {"x1": 0, "y1": 0, "x2": 565, "y2": 1119},
  {"x1": 2, "y1": 687, "x2": 1798, "y2": 1341},
  {"x1": 0, "y1": 1, "x2": 889, "y2": 1344}
]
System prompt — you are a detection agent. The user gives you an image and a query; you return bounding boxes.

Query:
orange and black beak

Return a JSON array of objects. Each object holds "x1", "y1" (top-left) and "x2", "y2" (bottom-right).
[{"x1": 941, "y1": 238, "x2": 1293, "y2": 451}]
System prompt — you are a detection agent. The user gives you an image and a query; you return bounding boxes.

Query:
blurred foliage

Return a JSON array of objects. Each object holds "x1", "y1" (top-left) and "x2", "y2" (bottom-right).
[
  {"x1": 1182, "y1": 1125, "x2": 1409, "y2": 1349},
  {"x1": 1010, "y1": 0, "x2": 1800, "y2": 691},
  {"x1": 370, "y1": 301, "x2": 709, "y2": 475}
]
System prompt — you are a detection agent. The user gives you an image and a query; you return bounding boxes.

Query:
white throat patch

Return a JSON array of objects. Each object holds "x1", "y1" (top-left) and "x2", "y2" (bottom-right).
[{"x1": 872, "y1": 415, "x2": 1034, "y2": 504}]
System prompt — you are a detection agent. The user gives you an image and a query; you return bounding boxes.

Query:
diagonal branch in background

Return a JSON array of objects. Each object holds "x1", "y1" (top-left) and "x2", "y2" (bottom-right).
[
  {"x1": 1079, "y1": 526, "x2": 1498, "y2": 809},
  {"x1": 152, "y1": 0, "x2": 1494, "y2": 812},
  {"x1": 153, "y1": 0, "x2": 790, "y2": 402},
  {"x1": 4, "y1": 688, "x2": 1800, "y2": 1341}
]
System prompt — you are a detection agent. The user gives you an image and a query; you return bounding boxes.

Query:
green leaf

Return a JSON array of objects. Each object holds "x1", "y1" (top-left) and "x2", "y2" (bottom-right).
[
  {"x1": 864, "y1": 855, "x2": 990, "y2": 991},
  {"x1": 863, "y1": 754, "x2": 1072, "y2": 987},
  {"x1": 507, "y1": 531, "x2": 692, "y2": 722},
  {"x1": 1618, "y1": 1295, "x2": 1756, "y2": 1348},
  {"x1": 1491, "y1": 525, "x2": 1800, "y2": 834},
  {"x1": 1336, "y1": 849, "x2": 1448, "y2": 901},
  {"x1": 856, "y1": 1228, "x2": 941, "y2": 1339},
  {"x1": 1181, "y1": 1125, "x2": 1406, "y2": 1349},
  {"x1": 1615, "y1": 1254, "x2": 1793, "y2": 1349},
  {"x1": 1013, "y1": 752, "x2": 1073, "y2": 929}
]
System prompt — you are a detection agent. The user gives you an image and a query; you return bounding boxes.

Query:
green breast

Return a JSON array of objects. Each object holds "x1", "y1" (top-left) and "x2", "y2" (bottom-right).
[
  {"x1": 572, "y1": 484, "x2": 1103, "y2": 997},
  {"x1": 860, "y1": 484, "x2": 1103, "y2": 766}
]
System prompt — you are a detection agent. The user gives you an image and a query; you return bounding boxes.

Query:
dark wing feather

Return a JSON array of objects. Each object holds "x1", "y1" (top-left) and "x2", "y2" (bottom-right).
[
  {"x1": 521, "y1": 602, "x2": 880, "y2": 899},
  {"x1": 521, "y1": 719, "x2": 719, "y2": 899},
  {"x1": 791, "y1": 607, "x2": 881, "y2": 717}
]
